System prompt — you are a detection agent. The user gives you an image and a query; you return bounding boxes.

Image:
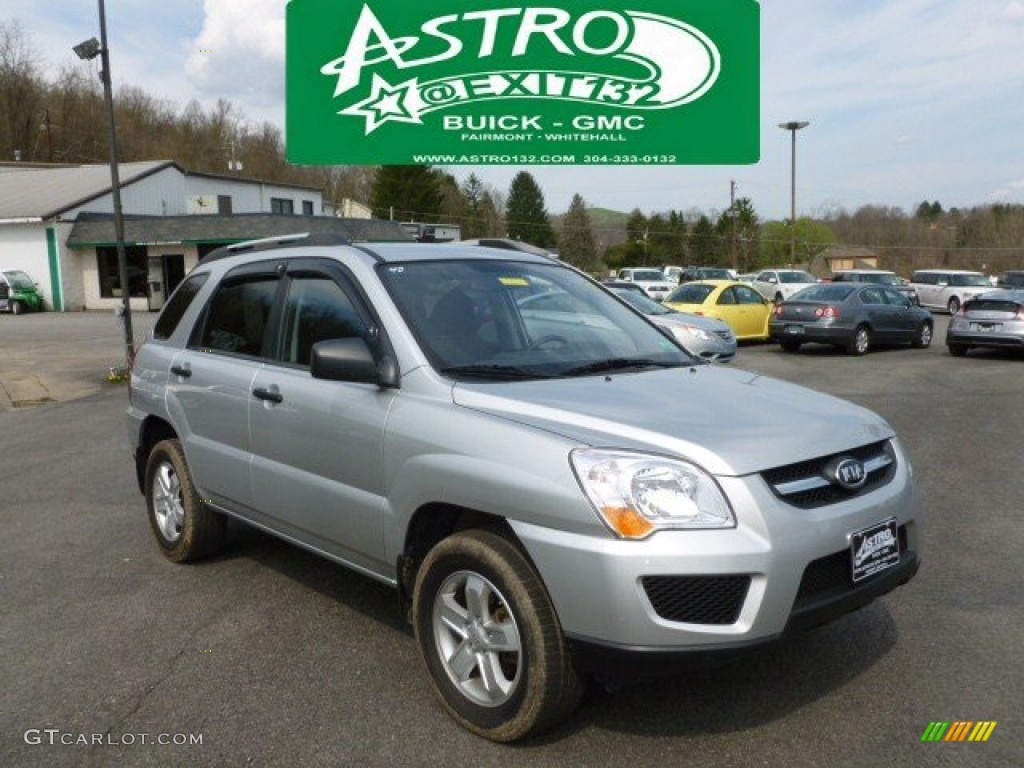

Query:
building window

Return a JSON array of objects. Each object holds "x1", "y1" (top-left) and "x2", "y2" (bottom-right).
[
  {"x1": 271, "y1": 197, "x2": 294, "y2": 215},
  {"x1": 217, "y1": 195, "x2": 233, "y2": 214},
  {"x1": 97, "y1": 246, "x2": 148, "y2": 298},
  {"x1": 302, "y1": 200, "x2": 314, "y2": 216}
]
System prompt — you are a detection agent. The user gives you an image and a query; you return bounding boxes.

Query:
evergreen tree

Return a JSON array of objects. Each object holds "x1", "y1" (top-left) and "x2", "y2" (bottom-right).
[
  {"x1": 559, "y1": 194, "x2": 599, "y2": 271},
  {"x1": 505, "y1": 171, "x2": 556, "y2": 248},
  {"x1": 370, "y1": 165, "x2": 443, "y2": 221},
  {"x1": 690, "y1": 216, "x2": 717, "y2": 264}
]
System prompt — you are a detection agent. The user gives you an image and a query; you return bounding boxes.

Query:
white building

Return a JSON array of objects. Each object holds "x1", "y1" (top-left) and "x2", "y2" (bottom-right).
[{"x1": 0, "y1": 161, "x2": 405, "y2": 311}]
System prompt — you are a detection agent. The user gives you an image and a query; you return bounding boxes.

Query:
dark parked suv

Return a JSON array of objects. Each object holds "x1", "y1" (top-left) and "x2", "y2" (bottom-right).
[{"x1": 126, "y1": 234, "x2": 920, "y2": 741}]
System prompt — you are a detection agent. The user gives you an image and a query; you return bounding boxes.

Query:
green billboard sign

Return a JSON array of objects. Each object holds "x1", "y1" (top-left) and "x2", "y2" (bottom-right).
[{"x1": 287, "y1": 0, "x2": 759, "y2": 165}]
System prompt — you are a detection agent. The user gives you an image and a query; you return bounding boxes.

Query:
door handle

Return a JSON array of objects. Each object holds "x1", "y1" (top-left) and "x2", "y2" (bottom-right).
[
  {"x1": 252, "y1": 387, "x2": 284, "y2": 404},
  {"x1": 170, "y1": 364, "x2": 192, "y2": 378}
]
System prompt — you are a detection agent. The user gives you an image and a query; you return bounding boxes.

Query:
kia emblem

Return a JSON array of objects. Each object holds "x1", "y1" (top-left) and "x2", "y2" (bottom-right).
[{"x1": 825, "y1": 456, "x2": 868, "y2": 490}]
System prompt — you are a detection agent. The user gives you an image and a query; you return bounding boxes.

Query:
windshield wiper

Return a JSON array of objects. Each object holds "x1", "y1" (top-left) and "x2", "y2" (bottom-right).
[
  {"x1": 560, "y1": 358, "x2": 686, "y2": 377},
  {"x1": 439, "y1": 364, "x2": 555, "y2": 380}
]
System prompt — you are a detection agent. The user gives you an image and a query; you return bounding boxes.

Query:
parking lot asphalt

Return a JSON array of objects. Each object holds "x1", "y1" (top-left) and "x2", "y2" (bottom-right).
[{"x1": 1, "y1": 311, "x2": 1021, "y2": 767}]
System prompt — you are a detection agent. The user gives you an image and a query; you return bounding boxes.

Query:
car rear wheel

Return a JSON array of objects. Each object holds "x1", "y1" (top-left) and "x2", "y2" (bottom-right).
[
  {"x1": 912, "y1": 322, "x2": 933, "y2": 349},
  {"x1": 948, "y1": 343, "x2": 969, "y2": 357},
  {"x1": 847, "y1": 325, "x2": 870, "y2": 356},
  {"x1": 780, "y1": 339, "x2": 801, "y2": 353},
  {"x1": 947, "y1": 297, "x2": 960, "y2": 315},
  {"x1": 144, "y1": 438, "x2": 227, "y2": 562},
  {"x1": 413, "y1": 529, "x2": 581, "y2": 742}
]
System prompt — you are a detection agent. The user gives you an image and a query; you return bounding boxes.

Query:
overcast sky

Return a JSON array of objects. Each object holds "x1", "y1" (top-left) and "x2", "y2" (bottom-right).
[{"x1": 6, "y1": 0, "x2": 1024, "y2": 220}]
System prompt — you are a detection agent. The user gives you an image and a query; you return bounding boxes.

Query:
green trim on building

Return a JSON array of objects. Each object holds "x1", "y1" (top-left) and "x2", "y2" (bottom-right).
[{"x1": 45, "y1": 227, "x2": 63, "y2": 311}]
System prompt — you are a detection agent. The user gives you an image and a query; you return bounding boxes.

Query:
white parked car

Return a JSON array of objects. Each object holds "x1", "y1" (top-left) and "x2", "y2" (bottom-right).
[
  {"x1": 616, "y1": 267, "x2": 676, "y2": 302},
  {"x1": 909, "y1": 269, "x2": 993, "y2": 314},
  {"x1": 753, "y1": 269, "x2": 819, "y2": 303}
]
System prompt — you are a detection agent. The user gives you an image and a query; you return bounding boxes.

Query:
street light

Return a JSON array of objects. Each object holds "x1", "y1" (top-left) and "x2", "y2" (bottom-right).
[
  {"x1": 74, "y1": 0, "x2": 133, "y2": 368},
  {"x1": 778, "y1": 120, "x2": 809, "y2": 264}
]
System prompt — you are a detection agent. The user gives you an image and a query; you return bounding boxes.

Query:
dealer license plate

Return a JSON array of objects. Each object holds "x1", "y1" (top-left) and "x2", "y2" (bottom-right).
[
  {"x1": 850, "y1": 518, "x2": 899, "y2": 583},
  {"x1": 785, "y1": 325, "x2": 804, "y2": 335},
  {"x1": 970, "y1": 323, "x2": 1001, "y2": 332}
]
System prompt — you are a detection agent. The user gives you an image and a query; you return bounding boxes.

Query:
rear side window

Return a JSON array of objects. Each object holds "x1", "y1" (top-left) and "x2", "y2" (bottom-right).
[
  {"x1": 198, "y1": 277, "x2": 279, "y2": 357},
  {"x1": 154, "y1": 273, "x2": 208, "y2": 340}
]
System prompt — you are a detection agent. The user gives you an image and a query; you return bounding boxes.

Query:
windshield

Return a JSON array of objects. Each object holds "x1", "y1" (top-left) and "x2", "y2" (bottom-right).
[
  {"x1": 381, "y1": 260, "x2": 692, "y2": 378},
  {"x1": 778, "y1": 271, "x2": 816, "y2": 284},
  {"x1": 3, "y1": 270, "x2": 34, "y2": 290},
  {"x1": 665, "y1": 283, "x2": 715, "y2": 304},
  {"x1": 950, "y1": 273, "x2": 990, "y2": 287},
  {"x1": 613, "y1": 288, "x2": 674, "y2": 315}
]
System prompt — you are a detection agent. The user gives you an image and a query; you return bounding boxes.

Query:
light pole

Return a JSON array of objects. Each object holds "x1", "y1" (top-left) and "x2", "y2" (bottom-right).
[
  {"x1": 74, "y1": 0, "x2": 134, "y2": 368},
  {"x1": 778, "y1": 121, "x2": 809, "y2": 264}
]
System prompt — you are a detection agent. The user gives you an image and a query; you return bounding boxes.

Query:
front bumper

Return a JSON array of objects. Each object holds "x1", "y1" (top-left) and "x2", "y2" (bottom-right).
[{"x1": 511, "y1": 446, "x2": 919, "y2": 659}]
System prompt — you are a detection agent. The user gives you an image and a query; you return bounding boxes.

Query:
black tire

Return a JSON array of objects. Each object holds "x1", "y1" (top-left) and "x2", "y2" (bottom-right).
[
  {"x1": 780, "y1": 339, "x2": 801, "y2": 353},
  {"x1": 144, "y1": 438, "x2": 227, "y2": 563},
  {"x1": 912, "y1": 322, "x2": 933, "y2": 349},
  {"x1": 948, "y1": 343, "x2": 968, "y2": 358},
  {"x1": 413, "y1": 529, "x2": 581, "y2": 742},
  {"x1": 11, "y1": 300, "x2": 24, "y2": 315},
  {"x1": 947, "y1": 296, "x2": 960, "y2": 315},
  {"x1": 774, "y1": 292, "x2": 784, "y2": 304},
  {"x1": 846, "y1": 325, "x2": 870, "y2": 356}
]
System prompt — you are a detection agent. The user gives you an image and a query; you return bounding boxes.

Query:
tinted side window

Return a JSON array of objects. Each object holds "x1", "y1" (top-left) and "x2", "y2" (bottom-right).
[
  {"x1": 198, "y1": 277, "x2": 279, "y2": 356},
  {"x1": 278, "y1": 276, "x2": 369, "y2": 366},
  {"x1": 912, "y1": 272, "x2": 934, "y2": 285},
  {"x1": 154, "y1": 273, "x2": 208, "y2": 340},
  {"x1": 735, "y1": 285, "x2": 765, "y2": 304},
  {"x1": 860, "y1": 287, "x2": 884, "y2": 305}
]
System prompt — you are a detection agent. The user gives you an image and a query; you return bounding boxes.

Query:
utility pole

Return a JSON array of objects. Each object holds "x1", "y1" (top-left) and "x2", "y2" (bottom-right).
[{"x1": 729, "y1": 180, "x2": 737, "y2": 272}]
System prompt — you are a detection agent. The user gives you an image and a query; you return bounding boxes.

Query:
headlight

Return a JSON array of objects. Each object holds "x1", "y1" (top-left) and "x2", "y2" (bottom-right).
[
  {"x1": 570, "y1": 449, "x2": 735, "y2": 539},
  {"x1": 670, "y1": 324, "x2": 715, "y2": 344}
]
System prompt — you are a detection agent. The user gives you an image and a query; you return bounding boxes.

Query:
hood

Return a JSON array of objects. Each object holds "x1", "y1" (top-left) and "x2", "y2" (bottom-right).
[{"x1": 452, "y1": 366, "x2": 893, "y2": 476}]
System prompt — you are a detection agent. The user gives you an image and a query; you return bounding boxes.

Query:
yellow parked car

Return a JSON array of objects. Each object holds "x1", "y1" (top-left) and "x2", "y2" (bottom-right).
[{"x1": 663, "y1": 280, "x2": 773, "y2": 340}]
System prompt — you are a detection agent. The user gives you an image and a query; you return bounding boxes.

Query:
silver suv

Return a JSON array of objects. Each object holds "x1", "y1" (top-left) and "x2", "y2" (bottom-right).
[{"x1": 127, "y1": 236, "x2": 920, "y2": 741}]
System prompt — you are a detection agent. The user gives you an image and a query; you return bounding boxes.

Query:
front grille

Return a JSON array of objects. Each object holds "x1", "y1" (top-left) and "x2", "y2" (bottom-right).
[
  {"x1": 794, "y1": 525, "x2": 909, "y2": 609},
  {"x1": 761, "y1": 440, "x2": 897, "y2": 509},
  {"x1": 641, "y1": 575, "x2": 751, "y2": 625}
]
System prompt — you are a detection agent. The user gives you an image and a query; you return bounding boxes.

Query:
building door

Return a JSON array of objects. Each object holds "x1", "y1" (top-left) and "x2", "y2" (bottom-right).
[
  {"x1": 146, "y1": 254, "x2": 186, "y2": 311},
  {"x1": 147, "y1": 257, "x2": 166, "y2": 311}
]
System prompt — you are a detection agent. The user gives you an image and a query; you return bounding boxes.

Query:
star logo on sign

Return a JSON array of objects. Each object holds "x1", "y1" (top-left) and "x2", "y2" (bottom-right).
[{"x1": 340, "y1": 75, "x2": 422, "y2": 134}]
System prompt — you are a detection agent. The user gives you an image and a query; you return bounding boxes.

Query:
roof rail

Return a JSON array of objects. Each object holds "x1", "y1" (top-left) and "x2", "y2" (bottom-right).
[{"x1": 202, "y1": 232, "x2": 352, "y2": 262}]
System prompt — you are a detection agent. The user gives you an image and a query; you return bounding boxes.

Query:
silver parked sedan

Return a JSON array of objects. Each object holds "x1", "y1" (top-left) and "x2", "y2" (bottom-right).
[
  {"x1": 946, "y1": 289, "x2": 1024, "y2": 356},
  {"x1": 612, "y1": 287, "x2": 737, "y2": 362}
]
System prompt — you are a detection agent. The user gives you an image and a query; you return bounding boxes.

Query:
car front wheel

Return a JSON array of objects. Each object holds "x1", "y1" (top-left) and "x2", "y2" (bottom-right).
[
  {"x1": 11, "y1": 300, "x2": 24, "y2": 315},
  {"x1": 947, "y1": 297, "x2": 960, "y2": 315},
  {"x1": 144, "y1": 439, "x2": 227, "y2": 562},
  {"x1": 413, "y1": 529, "x2": 581, "y2": 742}
]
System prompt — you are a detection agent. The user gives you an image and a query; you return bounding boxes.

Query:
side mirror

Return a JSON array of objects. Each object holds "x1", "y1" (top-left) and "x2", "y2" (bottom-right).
[{"x1": 311, "y1": 338, "x2": 400, "y2": 388}]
